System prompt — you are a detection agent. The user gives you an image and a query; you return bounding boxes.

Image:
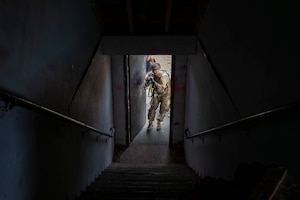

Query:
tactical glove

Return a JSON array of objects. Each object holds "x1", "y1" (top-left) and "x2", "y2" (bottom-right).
[{"x1": 149, "y1": 77, "x2": 155, "y2": 84}]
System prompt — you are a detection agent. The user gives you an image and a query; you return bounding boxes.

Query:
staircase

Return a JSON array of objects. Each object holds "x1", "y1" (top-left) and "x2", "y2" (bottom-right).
[
  {"x1": 75, "y1": 125, "x2": 300, "y2": 199},
  {"x1": 76, "y1": 163, "x2": 202, "y2": 200},
  {"x1": 76, "y1": 161, "x2": 300, "y2": 200}
]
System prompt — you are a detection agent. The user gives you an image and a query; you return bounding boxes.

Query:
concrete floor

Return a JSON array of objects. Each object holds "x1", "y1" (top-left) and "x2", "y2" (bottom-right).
[
  {"x1": 132, "y1": 92, "x2": 170, "y2": 145},
  {"x1": 114, "y1": 91, "x2": 185, "y2": 165}
]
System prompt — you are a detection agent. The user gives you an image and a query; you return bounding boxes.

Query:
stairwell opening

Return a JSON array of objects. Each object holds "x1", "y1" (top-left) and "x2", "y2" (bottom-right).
[
  {"x1": 132, "y1": 55, "x2": 172, "y2": 144},
  {"x1": 126, "y1": 55, "x2": 173, "y2": 145},
  {"x1": 113, "y1": 55, "x2": 186, "y2": 165}
]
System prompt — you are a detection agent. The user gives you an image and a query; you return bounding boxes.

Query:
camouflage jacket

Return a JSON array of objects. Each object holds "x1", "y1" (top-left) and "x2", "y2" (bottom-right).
[{"x1": 152, "y1": 70, "x2": 171, "y2": 97}]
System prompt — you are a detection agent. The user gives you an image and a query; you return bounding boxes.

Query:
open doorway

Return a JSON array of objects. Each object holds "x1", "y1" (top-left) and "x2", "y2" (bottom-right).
[
  {"x1": 132, "y1": 55, "x2": 172, "y2": 145},
  {"x1": 113, "y1": 54, "x2": 186, "y2": 164},
  {"x1": 114, "y1": 55, "x2": 183, "y2": 165}
]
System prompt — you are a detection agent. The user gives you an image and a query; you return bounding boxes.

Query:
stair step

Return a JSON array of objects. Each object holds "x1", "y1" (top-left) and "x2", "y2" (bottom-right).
[
  {"x1": 80, "y1": 190, "x2": 193, "y2": 200},
  {"x1": 77, "y1": 160, "x2": 300, "y2": 199},
  {"x1": 87, "y1": 185, "x2": 199, "y2": 193},
  {"x1": 77, "y1": 163, "x2": 201, "y2": 200},
  {"x1": 96, "y1": 175, "x2": 198, "y2": 182}
]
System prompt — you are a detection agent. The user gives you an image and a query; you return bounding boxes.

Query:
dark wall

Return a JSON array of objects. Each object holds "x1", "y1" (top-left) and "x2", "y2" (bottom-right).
[
  {"x1": 111, "y1": 56, "x2": 128, "y2": 146},
  {"x1": 0, "y1": 1, "x2": 114, "y2": 200},
  {"x1": 185, "y1": 0, "x2": 300, "y2": 180},
  {"x1": 0, "y1": 0, "x2": 100, "y2": 113},
  {"x1": 198, "y1": 0, "x2": 300, "y2": 117}
]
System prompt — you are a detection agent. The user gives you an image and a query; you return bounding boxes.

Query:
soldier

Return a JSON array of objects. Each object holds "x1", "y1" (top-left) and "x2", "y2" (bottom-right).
[
  {"x1": 145, "y1": 62, "x2": 171, "y2": 131},
  {"x1": 146, "y1": 55, "x2": 156, "y2": 73}
]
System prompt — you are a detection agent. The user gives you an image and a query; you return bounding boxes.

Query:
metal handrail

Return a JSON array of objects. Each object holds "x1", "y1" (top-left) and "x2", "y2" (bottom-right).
[
  {"x1": 0, "y1": 90, "x2": 114, "y2": 138},
  {"x1": 185, "y1": 101, "x2": 300, "y2": 139}
]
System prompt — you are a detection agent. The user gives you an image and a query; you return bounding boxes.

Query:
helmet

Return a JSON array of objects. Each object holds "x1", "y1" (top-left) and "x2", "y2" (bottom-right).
[{"x1": 151, "y1": 63, "x2": 161, "y2": 70}]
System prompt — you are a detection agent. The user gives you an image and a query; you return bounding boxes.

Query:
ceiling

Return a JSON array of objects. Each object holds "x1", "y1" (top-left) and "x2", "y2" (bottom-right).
[{"x1": 92, "y1": 0, "x2": 208, "y2": 35}]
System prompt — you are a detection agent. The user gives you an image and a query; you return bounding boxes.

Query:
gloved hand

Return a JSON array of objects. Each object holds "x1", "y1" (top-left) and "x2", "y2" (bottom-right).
[{"x1": 149, "y1": 77, "x2": 155, "y2": 83}]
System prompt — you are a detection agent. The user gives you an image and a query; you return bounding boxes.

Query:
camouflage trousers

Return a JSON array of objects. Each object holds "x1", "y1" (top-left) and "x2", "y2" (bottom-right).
[{"x1": 148, "y1": 93, "x2": 170, "y2": 122}]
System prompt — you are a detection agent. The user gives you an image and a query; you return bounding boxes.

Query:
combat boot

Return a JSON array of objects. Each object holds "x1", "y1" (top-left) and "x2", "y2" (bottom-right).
[
  {"x1": 147, "y1": 121, "x2": 153, "y2": 131},
  {"x1": 157, "y1": 121, "x2": 161, "y2": 130}
]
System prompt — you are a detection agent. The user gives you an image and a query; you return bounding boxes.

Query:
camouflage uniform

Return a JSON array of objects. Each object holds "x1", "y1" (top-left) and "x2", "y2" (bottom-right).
[{"x1": 147, "y1": 70, "x2": 171, "y2": 124}]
